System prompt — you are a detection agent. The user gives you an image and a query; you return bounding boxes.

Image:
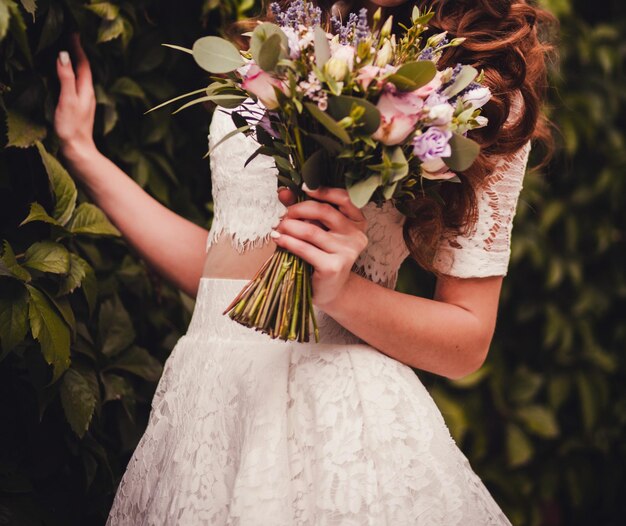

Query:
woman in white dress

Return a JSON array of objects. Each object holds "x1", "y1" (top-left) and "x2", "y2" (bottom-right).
[{"x1": 53, "y1": 1, "x2": 554, "y2": 524}]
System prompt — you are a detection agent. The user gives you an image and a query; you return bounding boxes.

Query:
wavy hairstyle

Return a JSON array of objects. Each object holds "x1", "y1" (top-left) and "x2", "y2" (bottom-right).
[{"x1": 227, "y1": 1, "x2": 557, "y2": 276}]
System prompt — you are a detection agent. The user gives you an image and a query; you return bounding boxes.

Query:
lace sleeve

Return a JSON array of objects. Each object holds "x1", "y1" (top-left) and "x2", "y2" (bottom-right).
[
  {"x1": 432, "y1": 96, "x2": 531, "y2": 278},
  {"x1": 206, "y1": 102, "x2": 287, "y2": 253}
]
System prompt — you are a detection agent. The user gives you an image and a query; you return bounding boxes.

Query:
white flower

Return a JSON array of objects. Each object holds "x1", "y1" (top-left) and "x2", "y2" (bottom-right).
[
  {"x1": 330, "y1": 42, "x2": 356, "y2": 71},
  {"x1": 462, "y1": 87, "x2": 491, "y2": 109},
  {"x1": 374, "y1": 39, "x2": 393, "y2": 68},
  {"x1": 428, "y1": 103, "x2": 454, "y2": 126},
  {"x1": 281, "y1": 26, "x2": 302, "y2": 59}
]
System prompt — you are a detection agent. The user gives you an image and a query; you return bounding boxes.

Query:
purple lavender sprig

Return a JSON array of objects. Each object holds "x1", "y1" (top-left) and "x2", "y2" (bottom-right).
[{"x1": 270, "y1": 0, "x2": 322, "y2": 30}]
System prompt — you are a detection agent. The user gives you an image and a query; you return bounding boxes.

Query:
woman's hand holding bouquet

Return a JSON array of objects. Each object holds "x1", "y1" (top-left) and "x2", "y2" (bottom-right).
[{"x1": 153, "y1": 1, "x2": 492, "y2": 342}]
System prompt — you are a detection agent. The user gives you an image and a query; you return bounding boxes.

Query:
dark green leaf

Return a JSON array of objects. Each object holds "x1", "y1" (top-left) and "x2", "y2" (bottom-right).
[
  {"x1": 305, "y1": 102, "x2": 351, "y2": 144},
  {"x1": 517, "y1": 405, "x2": 559, "y2": 439},
  {"x1": 0, "y1": 240, "x2": 32, "y2": 282},
  {"x1": 0, "y1": 280, "x2": 28, "y2": 354},
  {"x1": 327, "y1": 95, "x2": 381, "y2": 135},
  {"x1": 26, "y1": 285, "x2": 70, "y2": 383},
  {"x1": 301, "y1": 149, "x2": 327, "y2": 190},
  {"x1": 35, "y1": 141, "x2": 77, "y2": 226},
  {"x1": 68, "y1": 203, "x2": 121, "y2": 237},
  {"x1": 20, "y1": 202, "x2": 59, "y2": 227},
  {"x1": 107, "y1": 345, "x2": 162, "y2": 382},
  {"x1": 98, "y1": 296, "x2": 135, "y2": 357},
  {"x1": 60, "y1": 368, "x2": 97, "y2": 438},
  {"x1": 6, "y1": 110, "x2": 46, "y2": 147},
  {"x1": 23, "y1": 241, "x2": 70, "y2": 274}
]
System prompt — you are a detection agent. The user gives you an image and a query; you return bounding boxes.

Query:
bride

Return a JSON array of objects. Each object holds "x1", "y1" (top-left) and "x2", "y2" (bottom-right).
[{"x1": 54, "y1": 0, "x2": 553, "y2": 524}]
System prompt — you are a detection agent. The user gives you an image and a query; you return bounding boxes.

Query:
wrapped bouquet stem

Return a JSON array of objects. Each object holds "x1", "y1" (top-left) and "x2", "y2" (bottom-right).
[{"x1": 153, "y1": 1, "x2": 492, "y2": 342}]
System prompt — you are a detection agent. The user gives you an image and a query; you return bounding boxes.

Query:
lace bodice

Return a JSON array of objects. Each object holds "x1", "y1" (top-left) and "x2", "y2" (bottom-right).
[{"x1": 207, "y1": 98, "x2": 530, "y2": 287}]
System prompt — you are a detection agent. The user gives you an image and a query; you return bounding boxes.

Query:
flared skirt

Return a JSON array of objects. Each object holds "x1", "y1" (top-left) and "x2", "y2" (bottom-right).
[{"x1": 106, "y1": 278, "x2": 511, "y2": 526}]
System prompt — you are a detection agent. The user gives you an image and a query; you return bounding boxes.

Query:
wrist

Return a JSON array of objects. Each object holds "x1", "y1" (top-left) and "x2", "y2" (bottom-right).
[
  {"x1": 59, "y1": 139, "x2": 100, "y2": 166},
  {"x1": 317, "y1": 271, "x2": 359, "y2": 316}
]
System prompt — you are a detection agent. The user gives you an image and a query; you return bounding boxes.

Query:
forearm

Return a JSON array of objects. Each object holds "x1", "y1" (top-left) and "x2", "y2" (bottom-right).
[
  {"x1": 319, "y1": 272, "x2": 492, "y2": 379},
  {"x1": 62, "y1": 143, "x2": 208, "y2": 297}
]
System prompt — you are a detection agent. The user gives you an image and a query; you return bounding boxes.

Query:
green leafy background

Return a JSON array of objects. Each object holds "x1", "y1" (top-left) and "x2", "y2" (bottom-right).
[{"x1": 0, "y1": 1, "x2": 624, "y2": 524}]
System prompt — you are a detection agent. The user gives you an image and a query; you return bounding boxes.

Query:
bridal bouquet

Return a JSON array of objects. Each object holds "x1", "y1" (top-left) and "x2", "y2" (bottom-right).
[{"x1": 154, "y1": 1, "x2": 491, "y2": 342}]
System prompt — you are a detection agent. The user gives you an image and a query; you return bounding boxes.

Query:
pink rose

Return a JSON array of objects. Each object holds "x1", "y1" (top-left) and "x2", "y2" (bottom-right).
[
  {"x1": 415, "y1": 71, "x2": 443, "y2": 99},
  {"x1": 241, "y1": 65, "x2": 286, "y2": 110},
  {"x1": 372, "y1": 85, "x2": 423, "y2": 145},
  {"x1": 356, "y1": 65, "x2": 382, "y2": 91}
]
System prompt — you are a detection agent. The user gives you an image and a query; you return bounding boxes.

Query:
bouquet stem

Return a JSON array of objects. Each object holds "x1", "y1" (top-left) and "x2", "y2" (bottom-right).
[{"x1": 222, "y1": 247, "x2": 320, "y2": 343}]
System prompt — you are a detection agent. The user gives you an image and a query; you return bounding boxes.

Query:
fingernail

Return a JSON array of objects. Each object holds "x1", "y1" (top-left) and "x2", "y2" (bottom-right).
[
  {"x1": 279, "y1": 209, "x2": 287, "y2": 218},
  {"x1": 59, "y1": 51, "x2": 70, "y2": 65},
  {"x1": 270, "y1": 230, "x2": 281, "y2": 239},
  {"x1": 302, "y1": 182, "x2": 311, "y2": 192},
  {"x1": 277, "y1": 185, "x2": 288, "y2": 193}
]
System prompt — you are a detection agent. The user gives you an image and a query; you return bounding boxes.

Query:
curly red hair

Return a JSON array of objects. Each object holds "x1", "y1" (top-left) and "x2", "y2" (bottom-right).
[{"x1": 227, "y1": 0, "x2": 557, "y2": 276}]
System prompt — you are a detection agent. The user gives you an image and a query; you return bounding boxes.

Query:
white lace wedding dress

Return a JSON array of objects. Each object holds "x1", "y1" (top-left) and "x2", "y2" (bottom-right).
[{"x1": 106, "y1": 97, "x2": 530, "y2": 525}]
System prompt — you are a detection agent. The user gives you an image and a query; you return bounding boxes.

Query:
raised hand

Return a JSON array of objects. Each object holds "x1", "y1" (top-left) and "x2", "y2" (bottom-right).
[
  {"x1": 54, "y1": 33, "x2": 97, "y2": 162},
  {"x1": 274, "y1": 184, "x2": 369, "y2": 309}
]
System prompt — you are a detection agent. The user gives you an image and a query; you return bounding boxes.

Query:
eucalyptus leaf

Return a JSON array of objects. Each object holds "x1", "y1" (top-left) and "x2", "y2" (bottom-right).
[
  {"x1": 388, "y1": 61, "x2": 436, "y2": 91},
  {"x1": 257, "y1": 32, "x2": 282, "y2": 72},
  {"x1": 442, "y1": 65, "x2": 478, "y2": 98},
  {"x1": 250, "y1": 22, "x2": 287, "y2": 64},
  {"x1": 443, "y1": 132, "x2": 480, "y2": 172},
  {"x1": 192, "y1": 36, "x2": 244, "y2": 74},
  {"x1": 347, "y1": 176, "x2": 381, "y2": 208},
  {"x1": 314, "y1": 25, "x2": 331, "y2": 68}
]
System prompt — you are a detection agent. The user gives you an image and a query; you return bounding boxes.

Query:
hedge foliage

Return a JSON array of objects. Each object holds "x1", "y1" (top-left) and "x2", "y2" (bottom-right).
[{"x1": 0, "y1": 1, "x2": 624, "y2": 525}]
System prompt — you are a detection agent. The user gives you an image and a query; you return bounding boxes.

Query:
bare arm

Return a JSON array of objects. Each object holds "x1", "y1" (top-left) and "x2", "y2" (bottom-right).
[
  {"x1": 318, "y1": 272, "x2": 503, "y2": 380},
  {"x1": 55, "y1": 35, "x2": 208, "y2": 297},
  {"x1": 274, "y1": 185, "x2": 503, "y2": 380}
]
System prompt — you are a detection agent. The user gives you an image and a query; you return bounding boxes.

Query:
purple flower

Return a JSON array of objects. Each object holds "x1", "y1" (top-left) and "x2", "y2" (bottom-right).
[{"x1": 412, "y1": 128, "x2": 453, "y2": 162}]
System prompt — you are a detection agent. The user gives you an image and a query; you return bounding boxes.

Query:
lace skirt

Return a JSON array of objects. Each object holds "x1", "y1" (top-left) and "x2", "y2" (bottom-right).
[{"x1": 106, "y1": 278, "x2": 511, "y2": 526}]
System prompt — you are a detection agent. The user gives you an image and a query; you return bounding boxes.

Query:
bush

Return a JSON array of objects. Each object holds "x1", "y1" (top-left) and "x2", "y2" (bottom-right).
[{"x1": 0, "y1": 1, "x2": 624, "y2": 524}]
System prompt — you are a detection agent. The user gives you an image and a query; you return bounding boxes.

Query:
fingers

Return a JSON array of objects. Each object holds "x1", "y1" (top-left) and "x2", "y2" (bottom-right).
[
  {"x1": 56, "y1": 50, "x2": 77, "y2": 101},
  {"x1": 302, "y1": 183, "x2": 367, "y2": 224},
  {"x1": 283, "y1": 200, "x2": 348, "y2": 232},
  {"x1": 277, "y1": 186, "x2": 297, "y2": 206},
  {"x1": 270, "y1": 231, "x2": 331, "y2": 271},
  {"x1": 70, "y1": 33, "x2": 94, "y2": 100},
  {"x1": 275, "y1": 218, "x2": 343, "y2": 253}
]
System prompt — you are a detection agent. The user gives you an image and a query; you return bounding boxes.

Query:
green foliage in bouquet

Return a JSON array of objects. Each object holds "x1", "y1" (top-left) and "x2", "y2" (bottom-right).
[{"x1": 154, "y1": 2, "x2": 490, "y2": 343}]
